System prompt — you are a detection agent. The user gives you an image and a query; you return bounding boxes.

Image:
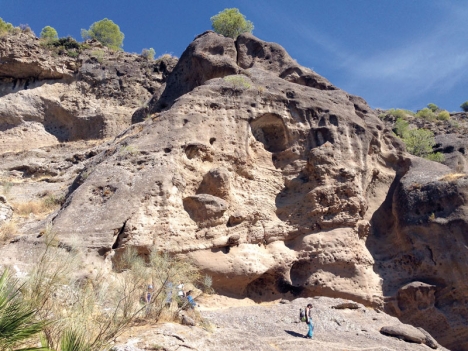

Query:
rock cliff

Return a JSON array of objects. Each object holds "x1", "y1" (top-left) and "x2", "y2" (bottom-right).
[
  {"x1": 1, "y1": 31, "x2": 468, "y2": 350},
  {"x1": 0, "y1": 32, "x2": 177, "y2": 153}
]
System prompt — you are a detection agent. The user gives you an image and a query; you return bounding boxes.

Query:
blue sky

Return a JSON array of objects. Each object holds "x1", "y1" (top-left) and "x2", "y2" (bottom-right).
[{"x1": 2, "y1": 0, "x2": 467, "y2": 112}]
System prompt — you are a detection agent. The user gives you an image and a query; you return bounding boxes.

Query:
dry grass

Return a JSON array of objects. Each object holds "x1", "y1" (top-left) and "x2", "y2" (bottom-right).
[
  {"x1": 0, "y1": 221, "x2": 17, "y2": 243},
  {"x1": 13, "y1": 200, "x2": 47, "y2": 217},
  {"x1": 439, "y1": 173, "x2": 466, "y2": 182},
  {"x1": 10, "y1": 191, "x2": 64, "y2": 218}
]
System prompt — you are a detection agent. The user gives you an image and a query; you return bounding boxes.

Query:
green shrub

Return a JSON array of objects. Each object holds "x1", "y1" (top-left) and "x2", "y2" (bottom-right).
[
  {"x1": 141, "y1": 47, "x2": 155, "y2": 60},
  {"x1": 211, "y1": 8, "x2": 254, "y2": 39},
  {"x1": 0, "y1": 17, "x2": 14, "y2": 35},
  {"x1": 403, "y1": 128, "x2": 435, "y2": 157},
  {"x1": 0, "y1": 269, "x2": 47, "y2": 350},
  {"x1": 43, "y1": 37, "x2": 82, "y2": 58},
  {"x1": 224, "y1": 74, "x2": 251, "y2": 89},
  {"x1": 461, "y1": 101, "x2": 468, "y2": 112},
  {"x1": 40, "y1": 26, "x2": 58, "y2": 40},
  {"x1": 393, "y1": 118, "x2": 409, "y2": 138},
  {"x1": 50, "y1": 37, "x2": 81, "y2": 50},
  {"x1": 427, "y1": 103, "x2": 438, "y2": 112},
  {"x1": 450, "y1": 120, "x2": 460, "y2": 129},
  {"x1": 437, "y1": 110, "x2": 450, "y2": 121},
  {"x1": 66, "y1": 50, "x2": 79, "y2": 58},
  {"x1": 415, "y1": 108, "x2": 436, "y2": 120},
  {"x1": 426, "y1": 152, "x2": 445, "y2": 162},
  {"x1": 388, "y1": 109, "x2": 410, "y2": 120},
  {"x1": 81, "y1": 18, "x2": 124, "y2": 50}
]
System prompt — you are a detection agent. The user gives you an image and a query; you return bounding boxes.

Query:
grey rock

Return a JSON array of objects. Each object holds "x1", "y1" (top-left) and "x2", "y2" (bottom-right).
[{"x1": 380, "y1": 324, "x2": 426, "y2": 343}]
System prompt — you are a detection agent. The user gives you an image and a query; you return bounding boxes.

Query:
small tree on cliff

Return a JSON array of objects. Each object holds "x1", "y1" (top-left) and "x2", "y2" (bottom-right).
[
  {"x1": 0, "y1": 18, "x2": 14, "y2": 35},
  {"x1": 40, "y1": 26, "x2": 58, "y2": 40},
  {"x1": 210, "y1": 8, "x2": 254, "y2": 39},
  {"x1": 404, "y1": 129, "x2": 435, "y2": 158},
  {"x1": 81, "y1": 18, "x2": 124, "y2": 50},
  {"x1": 461, "y1": 101, "x2": 468, "y2": 112}
]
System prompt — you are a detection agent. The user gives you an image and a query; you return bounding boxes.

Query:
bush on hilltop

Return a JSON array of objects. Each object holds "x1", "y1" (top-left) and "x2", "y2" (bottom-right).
[
  {"x1": 81, "y1": 18, "x2": 124, "y2": 50},
  {"x1": 141, "y1": 48, "x2": 155, "y2": 60},
  {"x1": 211, "y1": 8, "x2": 254, "y2": 39},
  {"x1": 0, "y1": 17, "x2": 15, "y2": 35},
  {"x1": 40, "y1": 26, "x2": 58, "y2": 40},
  {"x1": 427, "y1": 103, "x2": 438, "y2": 112},
  {"x1": 461, "y1": 101, "x2": 468, "y2": 112}
]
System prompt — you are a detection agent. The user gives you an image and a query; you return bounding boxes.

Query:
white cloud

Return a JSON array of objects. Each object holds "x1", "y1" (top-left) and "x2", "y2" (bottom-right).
[{"x1": 280, "y1": 2, "x2": 468, "y2": 109}]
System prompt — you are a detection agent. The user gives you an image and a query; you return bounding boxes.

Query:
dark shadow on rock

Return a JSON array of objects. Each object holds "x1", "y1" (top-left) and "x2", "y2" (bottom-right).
[{"x1": 284, "y1": 330, "x2": 304, "y2": 338}]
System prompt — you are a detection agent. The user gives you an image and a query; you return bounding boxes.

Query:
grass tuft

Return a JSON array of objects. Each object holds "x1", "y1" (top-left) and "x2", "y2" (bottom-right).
[
  {"x1": 0, "y1": 221, "x2": 17, "y2": 243},
  {"x1": 439, "y1": 173, "x2": 466, "y2": 182}
]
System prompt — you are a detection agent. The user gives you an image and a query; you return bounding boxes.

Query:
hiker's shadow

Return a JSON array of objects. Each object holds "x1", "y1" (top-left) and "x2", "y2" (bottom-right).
[{"x1": 284, "y1": 330, "x2": 303, "y2": 338}]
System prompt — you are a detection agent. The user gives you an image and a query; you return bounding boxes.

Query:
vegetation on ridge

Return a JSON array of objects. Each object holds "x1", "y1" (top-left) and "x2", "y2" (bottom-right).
[
  {"x1": 40, "y1": 26, "x2": 58, "y2": 41},
  {"x1": 211, "y1": 8, "x2": 254, "y2": 39},
  {"x1": 461, "y1": 101, "x2": 468, "y2": 112},
  {"x1": 81, "y1": 18, "x2": 124, "y2": 50}
]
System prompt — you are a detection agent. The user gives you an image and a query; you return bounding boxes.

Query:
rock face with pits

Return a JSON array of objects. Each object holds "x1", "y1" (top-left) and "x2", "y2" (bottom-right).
[
  {"x1": 0, "y1": 32, "x2": 177, "y2": 153},
  {"x1": 3, "y1": 31, "x2": 468, "y2": 350},
  {"x1": 51, "y1": 31, "x2": 402, "y2": 308}
]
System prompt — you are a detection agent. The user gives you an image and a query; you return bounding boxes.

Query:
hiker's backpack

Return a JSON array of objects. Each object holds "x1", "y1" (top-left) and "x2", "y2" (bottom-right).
[{"x1": 299, "y1": 308, "x2": 306, "y2": 322}]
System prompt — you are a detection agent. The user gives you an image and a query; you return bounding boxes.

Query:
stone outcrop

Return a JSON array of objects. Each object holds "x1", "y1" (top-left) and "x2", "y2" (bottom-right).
[
  {"x1": 51, "y1": 31, "x2": 402, "y2": 310},
  {"x1": 0, "y1": 33, "x2": 177, "y2": 153},
  {"x1": 368, "y1": 156, "x2": 468, "y2": 351},
  {"x1": 2, "y1": 31, "x2": 468, "y2": 350}
]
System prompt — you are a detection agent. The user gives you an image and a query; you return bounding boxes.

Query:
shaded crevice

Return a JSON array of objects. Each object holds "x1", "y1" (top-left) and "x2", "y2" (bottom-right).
[
  {"x1": 112, "y1": 220, "x2": 128, "y2": 250},
  {"x1": 250, "y1": 114, "x2": 289, "y2": 152}
]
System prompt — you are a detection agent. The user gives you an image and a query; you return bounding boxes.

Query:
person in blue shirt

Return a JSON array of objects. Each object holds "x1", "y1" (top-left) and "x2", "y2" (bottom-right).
[
  {"x1": 305, "y1": 303, "x2": 314, "y2": 339},
  {"x1": 186, "y1": 290, "x2": 196, "y2": 309}
]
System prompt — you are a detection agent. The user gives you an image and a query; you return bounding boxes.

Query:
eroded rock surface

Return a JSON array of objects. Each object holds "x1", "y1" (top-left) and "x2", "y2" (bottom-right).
[
  {"x1": 51, "y1": 32, "x2": 402, "y2": 310},
  {"x1": 368, "y1": 157, "x2": 468, "y2": 350},
  {"x1": 1, "y1": 31, "x2": 468, "y2": 350},
  {"x1": 0, "y1": 33, "x2": 177, "y2": 153}
]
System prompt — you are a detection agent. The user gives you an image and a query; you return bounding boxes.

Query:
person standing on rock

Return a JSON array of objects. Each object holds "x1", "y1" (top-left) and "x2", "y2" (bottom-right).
[{"x1": 305, "y1": 303, "x2": 314, "y2": 339}]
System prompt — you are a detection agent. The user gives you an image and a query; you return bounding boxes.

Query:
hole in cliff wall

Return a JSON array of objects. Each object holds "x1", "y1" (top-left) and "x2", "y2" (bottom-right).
[
  {"x1": 290, "y1": 260, "x2": 313, "y2": 286},
  {"x1": 245, "y1": 272, "x2": 303, "y2": 302},
  {"x1": 112, "y1": 220, "x2": 128, "y2": 250},
  {"x1": 44, "y1": 106, "x2": 105, "y2": 142},
  {"x1": 208, "y1": 45, "x2": 225, "y2": 55},
  {"x1": 309, "y1": 127, "x2": 334, "y2": 148},
  {"x1": 250, "y1": 114, "x2": 289, "y2": 153},
  {"x1": 329, "y1": 115, "x2": 338, "y2": 126},
  {"x1": 443, "y1": 146, "x2": 454, "y2": 153}
]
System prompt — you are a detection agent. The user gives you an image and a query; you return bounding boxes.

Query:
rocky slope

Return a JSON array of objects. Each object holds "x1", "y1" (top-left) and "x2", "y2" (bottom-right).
[
  {"x1": 1, "y1": 31, "x2": 468, "y2": 350},
  {"x1": 114, "y1": 296, "x2": 447, "y2": 351},
  {"x1": 0, "y1": 32, "x2": 177, "y2": 153}
]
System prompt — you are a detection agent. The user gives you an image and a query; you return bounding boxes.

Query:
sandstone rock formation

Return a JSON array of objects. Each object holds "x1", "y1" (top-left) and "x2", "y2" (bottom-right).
[
  {"x1": 368, "y1": 156, "x2": 468, "y2": 351},
  {"x1": 1, "y1": 31, "x2": 467, "y2": 350},
  {"x1": 49, "y1": 31, "x2": 404, "y2": 311},
  {"x1": 0, "y1": 32, "x2": 177, "y2": 153}
]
